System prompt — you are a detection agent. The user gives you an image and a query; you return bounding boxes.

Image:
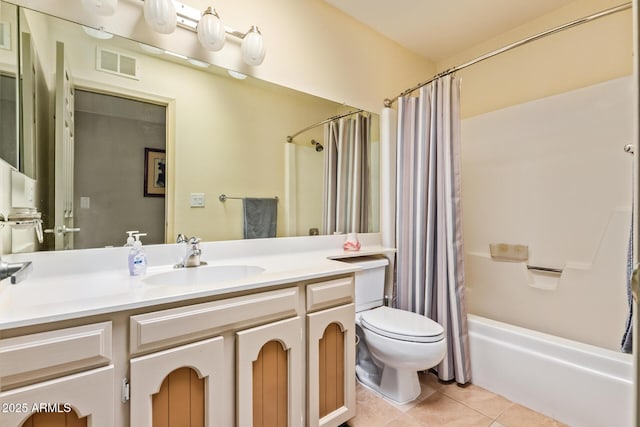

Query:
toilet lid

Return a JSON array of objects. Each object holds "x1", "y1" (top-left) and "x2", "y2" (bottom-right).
[{"x1": 360, "y1": 306, "x2": 444, "y2": 343}]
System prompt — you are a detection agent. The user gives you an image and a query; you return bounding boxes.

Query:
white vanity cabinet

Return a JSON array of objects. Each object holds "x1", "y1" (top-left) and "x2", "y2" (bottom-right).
[
  {"x1": 305, "y1": 277, "x2": 357, "y2": 427},
  {"x1": 0, "y1": 322, "x2": 115, "y2": 427},
  {"x1": 0, "y1": 272, "x2": 359, "y2": 427}
]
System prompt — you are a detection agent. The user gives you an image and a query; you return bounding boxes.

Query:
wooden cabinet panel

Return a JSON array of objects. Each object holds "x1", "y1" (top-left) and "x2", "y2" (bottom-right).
[
  {"x1": 252, "y1": 341, "x2": 288, "y2": 427},
  {"x1": 307, "y1": 304, "x2": 356, "y2": 427},
  {"x1": 319, "y1": 323, "x2": 345, "y2": 417},
  {"x1": 152, "y1": 367, "x2": 204, "y2": 427},
  {"x1": 237, "y1": 316, "x2": 303, "y2": 427},
  {"x1": 19, "y1": 410, "x2": 87, "y2": 427}
]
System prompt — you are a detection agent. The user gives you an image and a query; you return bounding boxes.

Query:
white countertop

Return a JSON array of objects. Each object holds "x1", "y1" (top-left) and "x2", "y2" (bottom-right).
[{"x1": 0, "y1": 234, "x2": 394, "y2": 330}]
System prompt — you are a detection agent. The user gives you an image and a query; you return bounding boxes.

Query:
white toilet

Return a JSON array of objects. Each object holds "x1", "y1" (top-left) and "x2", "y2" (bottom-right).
[{"x1": 344, "y1": 256, "x2": 446, "y2": 404}]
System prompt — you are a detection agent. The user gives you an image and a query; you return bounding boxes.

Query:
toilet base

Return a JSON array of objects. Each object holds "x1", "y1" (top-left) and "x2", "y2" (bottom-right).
[{"x1": 356, "y1": 364, "x2": 422, "y2": 405}]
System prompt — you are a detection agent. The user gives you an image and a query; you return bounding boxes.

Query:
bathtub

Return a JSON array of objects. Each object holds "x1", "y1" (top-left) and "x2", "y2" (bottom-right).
[{"x1": 467, "y1": 314, "x2": 633, "y2": 427}]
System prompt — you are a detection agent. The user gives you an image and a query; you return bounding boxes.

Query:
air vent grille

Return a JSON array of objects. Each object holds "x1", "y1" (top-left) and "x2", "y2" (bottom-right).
[{"x1": 96, "y1": 47, "x2": 139, "y2": 80}]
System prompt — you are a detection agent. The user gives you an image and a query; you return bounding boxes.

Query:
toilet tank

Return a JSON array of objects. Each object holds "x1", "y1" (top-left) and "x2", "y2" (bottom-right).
[{"x1": 339, "y1": 256, "x2": 389, "y2": 312}]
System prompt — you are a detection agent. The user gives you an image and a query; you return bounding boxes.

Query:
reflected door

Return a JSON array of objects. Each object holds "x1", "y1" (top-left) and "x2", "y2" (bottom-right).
[{"x1": 51, "y1": 41, "x2": 76, "y2": 250}]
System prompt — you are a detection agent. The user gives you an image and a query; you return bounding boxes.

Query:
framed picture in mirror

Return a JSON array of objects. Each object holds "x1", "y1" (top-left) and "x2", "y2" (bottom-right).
[{"x1": 144, "y1": 148, "x2": 166, "y2": 197}]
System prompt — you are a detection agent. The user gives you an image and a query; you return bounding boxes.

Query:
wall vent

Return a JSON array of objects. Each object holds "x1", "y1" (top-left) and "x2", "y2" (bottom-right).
[{"x1": 96, "y1": 47, "x2": 140, "y2": 80}]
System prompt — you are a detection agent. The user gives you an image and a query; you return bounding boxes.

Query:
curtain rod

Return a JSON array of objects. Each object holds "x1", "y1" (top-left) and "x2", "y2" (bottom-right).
[
  {"x1": 383, "y1": 2, "x2": 632, "y2": 107},
  {"x1": 286, "y1": 109, "x2": 365, "y2": 142}
]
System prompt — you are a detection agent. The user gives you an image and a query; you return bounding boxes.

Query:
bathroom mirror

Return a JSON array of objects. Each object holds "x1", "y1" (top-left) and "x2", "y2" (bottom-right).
[
  {"x1": 6, "y1": 2, "x2": 380, "y2": 253},
  {"x1": 0, "y1": 2, "x2": 20, "y2": 172}
]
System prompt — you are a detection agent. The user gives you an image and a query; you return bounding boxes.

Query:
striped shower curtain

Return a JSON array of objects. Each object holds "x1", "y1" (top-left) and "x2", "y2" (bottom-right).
[
  {"x1": 395, "y1": 75, "x2": 471, "y2": 384},
  {"x1": 322, "y1": 113, "x2": 371, "y2": 234}
]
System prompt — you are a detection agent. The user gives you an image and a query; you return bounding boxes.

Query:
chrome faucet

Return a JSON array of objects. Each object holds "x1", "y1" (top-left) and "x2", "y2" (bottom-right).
[
  {"x1": 175, "y1": 235, "x2": 206, "y2": 268},
  {"x1": 0, "y1": 256, "x2": 33, "y2": 284}
]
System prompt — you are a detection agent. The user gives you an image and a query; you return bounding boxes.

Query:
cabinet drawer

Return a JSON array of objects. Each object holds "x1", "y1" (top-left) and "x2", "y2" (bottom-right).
[
  {"x1": 130, "y1": 287, "x2": 300, "y2": 354},
  {"x1": 306, "y1": 277, "x2": 354, "y2": 312},
  {"x1": 0, "y1": 322, "x2": 112, "y2": 389}
]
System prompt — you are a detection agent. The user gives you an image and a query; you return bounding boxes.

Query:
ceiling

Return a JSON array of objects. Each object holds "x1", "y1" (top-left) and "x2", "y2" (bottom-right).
[{"x1": 323, "y1": 0, "x2": 577, "y2": 62}]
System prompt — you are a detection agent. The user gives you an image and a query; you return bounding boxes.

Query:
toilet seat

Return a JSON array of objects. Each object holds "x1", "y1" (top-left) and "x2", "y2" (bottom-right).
[{"x1": 360, "y1": 306, "x2": 444, "y2": 343}]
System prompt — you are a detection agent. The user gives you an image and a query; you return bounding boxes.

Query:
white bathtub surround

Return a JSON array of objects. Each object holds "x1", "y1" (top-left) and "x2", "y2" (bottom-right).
[
  {"x1": 394, "y1": 75, "x2": 471, "y2": 384},
  {"x1": 462, "y1": 76, "x2": 632, "y2": 351},
  {"x1": 0, "y1": 232, "x2": 392, "y2": 329},
  {"x1": 468, "y1": 314, "x2": 633, "y2": 427}
]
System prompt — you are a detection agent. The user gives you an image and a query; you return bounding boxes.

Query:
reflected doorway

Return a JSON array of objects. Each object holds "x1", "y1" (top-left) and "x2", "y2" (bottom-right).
[{"x1": 72, "y1": 89, "x2": 166, "y2": 248}]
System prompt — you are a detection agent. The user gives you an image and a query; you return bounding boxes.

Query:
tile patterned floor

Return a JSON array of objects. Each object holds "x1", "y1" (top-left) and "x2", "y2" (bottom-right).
[{"x1": 348, "y1": 372, "x2": 568, "y2": 427}]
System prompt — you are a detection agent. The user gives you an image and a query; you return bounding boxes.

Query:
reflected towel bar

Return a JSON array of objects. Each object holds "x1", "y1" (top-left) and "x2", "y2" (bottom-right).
[
  {"x1": 219, "y1": 194, "x2": 279, "y2": 202},
  {"x1": 527, "y1": 265, "x2": 563, "y2": 274}
]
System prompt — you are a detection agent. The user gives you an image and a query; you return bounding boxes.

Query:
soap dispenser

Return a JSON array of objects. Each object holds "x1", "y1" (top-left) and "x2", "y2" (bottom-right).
[
  {"x1": 128, "y1": 233, "x2": 148, "y2": 276},
  {"x1": 124, "y1": 230, "x2": 139, "y2": 247}
]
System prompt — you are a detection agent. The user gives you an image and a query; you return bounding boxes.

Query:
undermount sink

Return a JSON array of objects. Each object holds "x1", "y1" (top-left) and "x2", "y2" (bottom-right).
[{"x1": 143, "y1": 264, "x2": 265, "y2": 287}]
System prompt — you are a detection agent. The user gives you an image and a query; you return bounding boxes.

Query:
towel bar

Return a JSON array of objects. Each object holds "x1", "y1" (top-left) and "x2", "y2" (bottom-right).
[
  {"x1": 527, "y1": 265, "x2": 563, "y2": 274},
  {"x1": 219, "y1": 194, "x2": 279, "y2": 202}
]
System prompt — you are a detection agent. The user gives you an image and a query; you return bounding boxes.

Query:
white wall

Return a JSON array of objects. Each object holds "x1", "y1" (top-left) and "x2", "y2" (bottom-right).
[{"x1": 461, "y1": 76, "x2": 632, "y2": 350}]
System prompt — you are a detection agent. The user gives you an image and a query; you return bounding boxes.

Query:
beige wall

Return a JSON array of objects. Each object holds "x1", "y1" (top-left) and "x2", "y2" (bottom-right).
[{"x1": 437, "y1": 0, "x2": 632, "y2": 118}]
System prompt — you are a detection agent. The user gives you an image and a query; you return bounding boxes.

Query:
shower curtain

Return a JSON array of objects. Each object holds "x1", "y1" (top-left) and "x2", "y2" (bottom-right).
[
  {"x1": 395, "y1": 75, "x2": 471, "y2": 384},
  {"x1": 322, "y1": 113, "x2": 371, "y2": 234}
]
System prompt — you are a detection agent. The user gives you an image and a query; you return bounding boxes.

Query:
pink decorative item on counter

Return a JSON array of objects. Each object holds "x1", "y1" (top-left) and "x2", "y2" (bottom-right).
[{"x1": 343, "y1": 232, "x2": 361, "y2": 251}]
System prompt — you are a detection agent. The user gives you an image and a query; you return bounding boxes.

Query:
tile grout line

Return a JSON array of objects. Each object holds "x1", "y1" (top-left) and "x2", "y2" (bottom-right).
[{"x1": 435, "y1": 388, "x2": 512, "y2": 423}]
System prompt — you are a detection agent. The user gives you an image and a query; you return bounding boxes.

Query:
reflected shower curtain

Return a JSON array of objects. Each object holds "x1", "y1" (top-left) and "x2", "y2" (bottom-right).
[
  {"x1": 322, "y1": 113, "x2": 370, "y2": 234},
  {"x1": 395, "y1": 75, "x2": 471, "y2": 384}
]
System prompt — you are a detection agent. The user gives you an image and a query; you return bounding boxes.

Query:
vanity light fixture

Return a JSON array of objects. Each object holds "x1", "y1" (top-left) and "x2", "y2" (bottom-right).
[
  {"x1": 82, "y1": 0, "x2": 118, "y2": 16},
  {"x1": 241, "y1": 26, "x2": 266, "y2": 66},
  {"x1": 137, "y1": 1, "x2": 266, "y2": 66},
  {"x1": 143, "y1": 0, "x2": 177, "y2": 34},
  {"x1": 197, "y1": 7, "x2": 225, "y2": 51}
]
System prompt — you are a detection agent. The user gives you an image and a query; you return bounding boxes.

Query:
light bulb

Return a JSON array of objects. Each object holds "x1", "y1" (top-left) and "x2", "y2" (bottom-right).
[
  {"x1": 241, "y1": 26, "x2": 266, "y2": 66},
  {"x1": 197, "y1": 7, "x2": 225, "y2": 51},
  {"x1": 82, "y1": 0, "x2": 118, "y2": 16},
  {"x1": 144, "y1": 0, "x2": 177, "y2": 34}
]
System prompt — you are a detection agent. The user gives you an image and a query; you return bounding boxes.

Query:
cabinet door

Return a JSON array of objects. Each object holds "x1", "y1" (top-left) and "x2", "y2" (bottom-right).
[
  {"x1": 307, "y1": 304, "x2": 356, "y2": 427},
  {"x1": 0, "y1": 365, "x2": 114, "y2": 427},
  {"x1": 130, "y1": 336, "x2": 225, "y2": 427},
  {"x1": 237, "y1": 316, "x2": 303, "y2": 427}
]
